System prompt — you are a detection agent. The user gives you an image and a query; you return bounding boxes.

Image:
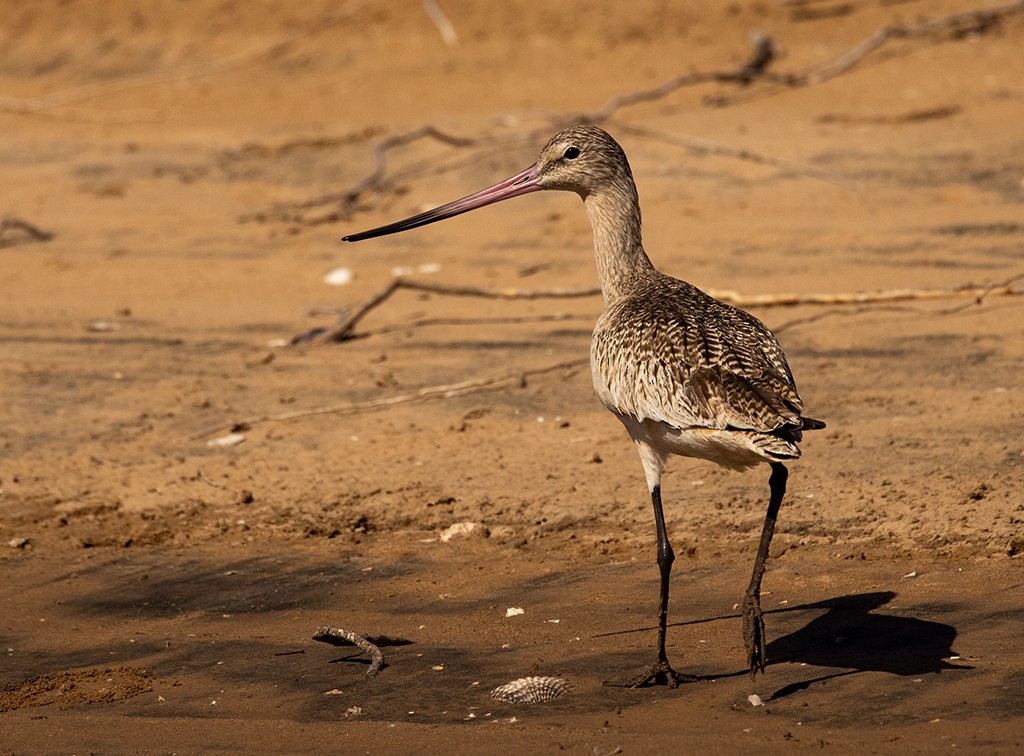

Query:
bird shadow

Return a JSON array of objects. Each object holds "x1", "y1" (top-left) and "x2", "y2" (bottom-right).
[
  {"x1": 599, "y1": 590, "x2": 968, "y2": 692},
  {"x1": 762, "y1": 590, "x2": 968, "y2": 700}
]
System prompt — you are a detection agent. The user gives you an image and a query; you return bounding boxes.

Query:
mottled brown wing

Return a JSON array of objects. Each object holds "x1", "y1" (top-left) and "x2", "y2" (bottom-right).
[{"x1": 591, "y1": 278, "x2": 805, "y2": 433}]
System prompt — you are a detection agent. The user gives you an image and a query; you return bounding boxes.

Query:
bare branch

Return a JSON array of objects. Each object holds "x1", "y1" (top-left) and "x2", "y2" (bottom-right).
[
  {"x1": 611, "y1": 122, "x2": 861, "y2": 190},
  {"x1": 0, "y1": 218, "x2": 54, "y2": 248},
  {"x1": 580, "y1": 32, "x2": 780, "y2": 124},
  {"x1": 238, "y1": 126, "x2": 483, "y2": 226},
  {"x1": 242, "y1": 2, "x2": 1024, "y2": 228},
  {"x1": 773, "y1": 273, "x2": 1024, "y2": 332},
  {"x1": 306, "y1": 277, "x2": 602, "y2": 344},
  {"x1": 751, "y1": 1, "x2": 1024, "y2": 90},
  {"x1": 303, "y1": 274, "x2": 1024, "y2": 345}
]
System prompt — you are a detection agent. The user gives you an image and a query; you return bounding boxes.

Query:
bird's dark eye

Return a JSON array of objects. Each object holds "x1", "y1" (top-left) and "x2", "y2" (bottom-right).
[{"x1": 563, "y1": 146, "x2": 580, "y2": 160}]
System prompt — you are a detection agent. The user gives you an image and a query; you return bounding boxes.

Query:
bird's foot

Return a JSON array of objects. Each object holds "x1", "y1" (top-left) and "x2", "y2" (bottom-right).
[
  {"x1": 604, "y1": 659, "x2": 699, "y2": 689},
  {"x1": 741, "y1": 595, "x2": 767, "y2": 678}
]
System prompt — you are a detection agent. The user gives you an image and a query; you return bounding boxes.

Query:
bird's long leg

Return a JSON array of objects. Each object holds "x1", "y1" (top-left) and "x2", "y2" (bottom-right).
[
  {"x1": 652, "y1": 483, "x2": 675, "y2": 669},
  {"x1": 618, "y1": 484, "x2": 698, "y2": 688},
  {"x1": 742, "y1": 462, "x2": 788, "y2": 678}
]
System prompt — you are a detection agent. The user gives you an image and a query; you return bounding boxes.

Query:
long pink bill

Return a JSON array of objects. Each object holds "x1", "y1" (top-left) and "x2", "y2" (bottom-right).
[{"x1": 342, "y1": 164, "x2": 541, "y2": 242}]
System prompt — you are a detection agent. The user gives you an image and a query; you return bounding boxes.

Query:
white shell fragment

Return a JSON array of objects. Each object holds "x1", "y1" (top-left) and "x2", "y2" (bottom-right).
[
  {"x1": 87, "y1": 320, "x2": 120, "y2": 332},
  {"x1": 505, "y1": 607, "x2": 524, "y2": 617},
  {"x1": 324, "y1": 267, "x2": 354, "y2": 285},
  {"x1": 206, "y1": 432, "x2": 246, "y2": 448},
  {"x1": 439, "y1": 522, "x2": 479, "y2": 542},
  {"x1": 391, "y1": 262, "x2": 441, "y2": 277},
  {"x1": 748, "y1": 694, "x2": 765, "y2": 707},
  {"x1": 490, "y1": 676, "x2": 571, "y2": 704}
]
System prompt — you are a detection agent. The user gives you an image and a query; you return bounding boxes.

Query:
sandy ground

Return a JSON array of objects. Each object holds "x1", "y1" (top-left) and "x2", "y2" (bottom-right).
[{"x1": 2, "y1": 1, "x2": 1024, "y2": 752}]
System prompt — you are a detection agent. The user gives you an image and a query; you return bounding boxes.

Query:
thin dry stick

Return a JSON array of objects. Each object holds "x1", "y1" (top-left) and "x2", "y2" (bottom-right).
[
  {"x1": 239, "y1": 125, "x2": 484, "y2": 225},
  {"x1": 350, "y1": 126, "x2": 479, "y2": 197},
  {"x1": 711, "y1": 0, "x2": 1024, "y2": 109},
  {"x1": 580, "y1": 32, "x2": 781, "y2": 124},
  {"x1": 244, "y1": 34, "x2": 809, "y2": 228},
  {"x1": 245, "y1": 2, "x2": 1024, "y2": 227},
  {"x1": 313, "y1": 626, "x2": 386, "y2": 678},
  {"x1": 318, "y1": 277, "x2": 603, "y2": 343},
  {"x1": 712, "y1": 275, "x2": 1024, "y2": 308},
  {"x1": 611, "y1": 122, "x2": 860, "y2": 190},
  {"x1": 0, "y1": 217, "x2": 54, "y2": 247},
  {"x1": 774, "y1": 273, "x2": 1024, "y2": 332},
  {"x1": 582, "y1": 3, "x2": 1024, "y2": 115},
  {"x1": 797, "y1": 1, "x2": 1024, "y2": 86},
  {"x1": 190, "y1": 358, "x2": 588, "y2": 439},
  {"x1": 311, "y1": 275, "x2": 1024, "y2": 344}
]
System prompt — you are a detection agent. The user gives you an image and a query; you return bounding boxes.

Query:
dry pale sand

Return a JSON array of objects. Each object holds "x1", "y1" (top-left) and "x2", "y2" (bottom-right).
[{"x1": 2, "y1": 1, "x2": 1023, "y2": 753}]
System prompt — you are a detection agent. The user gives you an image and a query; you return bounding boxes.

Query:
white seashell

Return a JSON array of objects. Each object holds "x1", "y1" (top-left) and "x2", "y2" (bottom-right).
[
  {"x1": 504, "y1": 607, "x2": 524, "y2": 617},
  {"x1": 324, "y1": 267, "x2": 354, "y2": 285},
  {"x1": 490, "y1": 676, "x2": 570, "y2": 704},
  {"x1": 207, "y1": 432, "x2": 246, "y2": 448}
]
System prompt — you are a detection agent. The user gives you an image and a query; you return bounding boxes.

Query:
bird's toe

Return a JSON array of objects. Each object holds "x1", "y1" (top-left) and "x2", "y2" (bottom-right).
[{"x1": 604, "y1": 659, "x2": 700, "y2": 689}]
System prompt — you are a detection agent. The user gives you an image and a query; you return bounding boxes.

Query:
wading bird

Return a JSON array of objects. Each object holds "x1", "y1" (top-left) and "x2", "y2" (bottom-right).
[{"x1": 343, "y1": 126, "x2": 823, "y2": 686}]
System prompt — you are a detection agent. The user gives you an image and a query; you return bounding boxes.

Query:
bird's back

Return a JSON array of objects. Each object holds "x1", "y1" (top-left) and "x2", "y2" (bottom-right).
[{"x1": 591, "y1": 270, "x2": 813, "y2": 444}]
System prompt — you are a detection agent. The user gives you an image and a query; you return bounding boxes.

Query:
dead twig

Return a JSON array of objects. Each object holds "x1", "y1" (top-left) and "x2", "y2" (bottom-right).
[
  {"x1": 247, "y1": 2, "x2": 1024, "y2": 227},
  {"x1": 579, "y1": 32, "x2": 780, "y2": 124},
  {"x1": 715, "y1": 274, "x2": 1024, "y2": 309},
  {"x1": 313, "y1": 626, "x2": 388, "y2": 678},
  {"x1": 189, "y1": 358, "x2": 588, "y2": 439},
  {"x1": 239, "y1": 125, "x2": 483, "y2": 226},
  {"x1": 311, "y1": 277, "x2": 602, "y2": 343},
  {"x1": 352, "y1": 126, "x2": 479, "y2": 197},
  {"x1": 244, "y1": 34, "x2": 808, "y2": 229},
  {"x1": 610, "y1": 122, "x2": 861, "y2": 190},
  {"x1": 774, "y1": 273, "x2": 1024, "y2": 332},
  {"x1": 0, "y1": 218, "x2": 54, "y2": 248},
  {"x1": 307, "y1": 274, "x2": 1023, "y2": 345},
  {"x1": 718, "y1": 1, "x2": 1024, "y2": 104},
  {"x1": 806, "y1": 1, "x2": 1024, "y2": 85}
]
